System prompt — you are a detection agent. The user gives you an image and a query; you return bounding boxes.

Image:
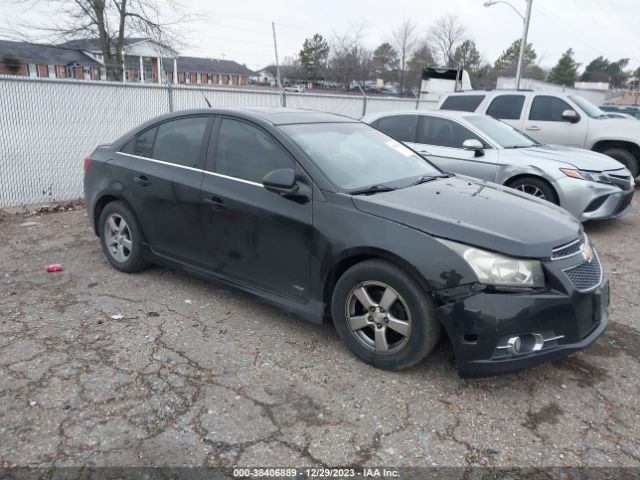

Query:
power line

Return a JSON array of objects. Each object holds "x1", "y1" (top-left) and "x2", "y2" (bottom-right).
[{"x1": 532, "y1": 4, "x2": 609, "y2": 59}]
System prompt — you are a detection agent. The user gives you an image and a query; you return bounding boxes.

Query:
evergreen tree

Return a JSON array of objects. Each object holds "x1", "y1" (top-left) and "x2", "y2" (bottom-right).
[
  {"x1": 452, "y1": 40, "x2": 481, "y2": 74},
  {"x1": 372, "y1": 42, "x2": 399, "y2": 81},
  {"x1": 548, "y1": 48, "x2": 579, "y2": 86},
  {"x1": 493, "y1": 39, "x2": 536, "y2": 76},
  {"x1": 299, "y1": 34, "x2": 330, "y2": 80}
]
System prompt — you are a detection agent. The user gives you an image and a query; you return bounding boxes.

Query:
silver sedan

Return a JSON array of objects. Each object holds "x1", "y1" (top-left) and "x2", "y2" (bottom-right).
[{"x1": 362, "y1": 110, "x2": 635, "y2": 221}]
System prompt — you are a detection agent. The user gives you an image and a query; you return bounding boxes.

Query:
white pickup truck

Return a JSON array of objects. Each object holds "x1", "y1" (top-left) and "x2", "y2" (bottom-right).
[{"x1": 438, "y1": 90, "x2": 640, "y2": 177}]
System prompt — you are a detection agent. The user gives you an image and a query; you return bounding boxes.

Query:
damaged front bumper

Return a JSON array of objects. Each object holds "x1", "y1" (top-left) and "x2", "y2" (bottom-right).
[{"x1": 432, "y1": 260, "x2": 609, "y2": 378}]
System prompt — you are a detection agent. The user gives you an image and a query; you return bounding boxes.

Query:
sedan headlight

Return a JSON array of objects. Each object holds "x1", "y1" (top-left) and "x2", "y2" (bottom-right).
[
  {"x1": 560, "y1": 168, "x2": 608, "y2": 183},
  {"x1": 438, "y1": 239, "x2": 545, "y2": 288}
]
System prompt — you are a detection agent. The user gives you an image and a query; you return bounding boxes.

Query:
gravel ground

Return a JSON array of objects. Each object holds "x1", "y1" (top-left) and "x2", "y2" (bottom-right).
[{"x1": 0, "y1": 190, "x2": 639, "y2": 470}]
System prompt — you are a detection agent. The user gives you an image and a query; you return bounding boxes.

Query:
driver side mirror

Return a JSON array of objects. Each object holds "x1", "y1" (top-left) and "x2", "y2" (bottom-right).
[
  {"x1": 262, "y1": 168, "x2": 299, "y2": 196},
  {"x1": 561, "y1": 109, "x2": 580, "y2": 123},
  {"x1": 463, "y1": 139, "x2": 485, "y2": 157}
]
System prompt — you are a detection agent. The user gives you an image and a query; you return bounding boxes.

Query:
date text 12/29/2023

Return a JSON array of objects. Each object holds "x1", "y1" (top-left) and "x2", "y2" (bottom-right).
[{"x1": 233, "y1": 468, "x2": 400, "y2": 478}]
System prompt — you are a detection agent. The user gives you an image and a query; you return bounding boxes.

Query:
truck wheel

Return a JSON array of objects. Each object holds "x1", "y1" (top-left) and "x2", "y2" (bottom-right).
[{"x1": 601, "y1": 148, "x2": 639, "y2": 178}]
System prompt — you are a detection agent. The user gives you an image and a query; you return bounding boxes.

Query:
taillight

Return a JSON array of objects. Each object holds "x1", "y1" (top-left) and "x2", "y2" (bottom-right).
[{"x1": 83, "y1": 157, "x2": 92, "y2": 173}]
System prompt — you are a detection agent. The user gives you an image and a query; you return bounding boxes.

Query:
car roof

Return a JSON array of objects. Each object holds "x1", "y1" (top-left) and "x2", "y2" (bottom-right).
[
  {"x1": 362, "y1": 109, "x2": 480, "y2": 122},
  {"x1": 110, "y1": 107, "x2": 359, "y2": 148},
  {"x1": 152, "y1": 107, "x2": 358, "y2": 126}
]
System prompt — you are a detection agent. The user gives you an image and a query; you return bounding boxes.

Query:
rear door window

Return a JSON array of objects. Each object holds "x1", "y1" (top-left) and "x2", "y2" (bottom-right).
[
  {"x1": 486, "y1": 95, "x2": 525, "y2": 120},
  {"x1": 152, "y1": 116, "x2": 210, "y2": 168},
  {"x1": 417, "y1": 116, "x2": 483, "y2": 148},
  {"x1": 214, "y1": 118, "x2": 294, "y2": 183},
  {"x1": 529, "y1": 96, "x2": 573, "y2": 121},
  {"x1": 375, "y1": 115, "x2": 418, "y2": 143},
  {"x1": 440, "y1": 95, "x2": 485, "y2": 112}
]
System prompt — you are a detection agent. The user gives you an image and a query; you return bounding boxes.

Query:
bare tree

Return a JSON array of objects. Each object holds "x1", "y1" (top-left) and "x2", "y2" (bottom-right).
[
  {"x1": 429, "y1": 14, "x2": 466, "y2": 68},
  {"x1": 9, "y1": 0, "x2": 191, "y2": 80},
  {"x1": 391, "y1": 19, "x2": 418, "y2": 93},
  {"x1": 328, "y1": 28, "x2": 372, "y2": 88}
]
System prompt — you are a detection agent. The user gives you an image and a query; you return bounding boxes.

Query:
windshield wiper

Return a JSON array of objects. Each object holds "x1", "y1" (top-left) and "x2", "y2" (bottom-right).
[
  {"x1": 349, "y1": 184, "x2": 396, "y2": 195},
  {"x1": 405, "y1": 174, "x2": 450, "y2": 188}
]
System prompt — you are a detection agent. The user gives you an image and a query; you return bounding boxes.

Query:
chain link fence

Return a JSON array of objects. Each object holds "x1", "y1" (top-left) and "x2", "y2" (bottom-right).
[{"x1": 0, "y1": 75, "x2": 437, "y2": 207}]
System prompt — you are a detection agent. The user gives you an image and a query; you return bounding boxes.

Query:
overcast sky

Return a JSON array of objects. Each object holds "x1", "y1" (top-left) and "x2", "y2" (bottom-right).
[{"x1": 3, "y1": 0, "x2": 639, "y2": 72}]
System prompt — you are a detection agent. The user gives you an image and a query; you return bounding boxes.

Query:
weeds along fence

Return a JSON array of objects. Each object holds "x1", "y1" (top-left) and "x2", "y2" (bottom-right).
[{"x1": 0, "y1": 75, "x2": 437, "y2": 207}]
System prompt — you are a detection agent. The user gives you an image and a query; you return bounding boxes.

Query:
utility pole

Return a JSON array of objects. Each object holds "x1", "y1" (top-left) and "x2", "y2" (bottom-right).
[
  {"x1": 272, "y1": 22, "x2": 283, "y2": 90},
  {"x1": 515, "y1": 0, "x2": 533, "y2": 90}
]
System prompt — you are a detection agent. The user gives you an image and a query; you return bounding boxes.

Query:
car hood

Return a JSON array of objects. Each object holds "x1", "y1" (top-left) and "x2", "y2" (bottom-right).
[
  {"x1": 509, "y1": 144, "x2": 625, "y2": 171},
  {"x1": 352, "y1": 176, "x2": 581, "y2": 259},
  {"x1": 589, "y1": 116, "x2": 640, "y2": 138}
]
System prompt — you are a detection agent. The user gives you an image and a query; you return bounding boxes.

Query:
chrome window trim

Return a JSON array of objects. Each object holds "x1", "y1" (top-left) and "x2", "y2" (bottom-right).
[{"x1": 118, "y1": 152, "x2": 264, "y2": 187}]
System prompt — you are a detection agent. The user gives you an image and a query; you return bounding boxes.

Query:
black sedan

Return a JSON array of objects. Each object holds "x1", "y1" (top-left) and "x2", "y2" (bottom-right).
[{"x1": 84, "y1": 108, "x2": 608, "y2": 377}]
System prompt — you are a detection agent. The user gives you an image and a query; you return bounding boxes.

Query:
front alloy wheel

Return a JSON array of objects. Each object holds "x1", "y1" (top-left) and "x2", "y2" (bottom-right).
[
  {"x1": 514, "y1": 184, "x2": 546, "y2": 199},
  {"x1": 331, "y1": 259, "x2": 440, "y2": 371},
  {"x1": 346, "y1": 281, "x2": 411, "y2": 354}
]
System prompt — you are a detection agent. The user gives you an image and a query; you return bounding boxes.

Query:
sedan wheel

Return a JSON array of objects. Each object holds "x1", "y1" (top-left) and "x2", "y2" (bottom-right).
[
  {"x1": 331, "y1": 259, "x2": 440, "y2": 371},
  {"x1": 104, "y1": 213, "x2": 133, "y2": 262},
  {"x1": 508, "y1": 176, "x2": 559, "y2": 205},
  {"x1": 98, "y1": 201, "x2": 149, "y2": 273},
  {"x1": 346, "y1": 281, "x2": 411, "y2": 354},
  {"x1": 514, "y1": 184, "x2": 546, "y2": 199}
]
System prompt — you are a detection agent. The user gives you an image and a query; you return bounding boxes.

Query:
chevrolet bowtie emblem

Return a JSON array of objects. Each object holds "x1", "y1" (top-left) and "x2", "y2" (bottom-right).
[{"x1": 582, "y1": 245, "x2": 594, "y2": 263}]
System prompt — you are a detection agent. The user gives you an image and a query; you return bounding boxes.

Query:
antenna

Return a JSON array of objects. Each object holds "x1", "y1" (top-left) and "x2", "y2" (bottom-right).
[{"x1": 203, "y1": 93, "x2": 212, "y2": 108}]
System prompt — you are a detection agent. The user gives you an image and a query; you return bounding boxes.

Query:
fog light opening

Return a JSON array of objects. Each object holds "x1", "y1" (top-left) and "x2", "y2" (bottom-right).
[
  {"x1": 507, "y1": 333, "x2": 545, "y2": 355},
  {"x1": 507, "y1": 336, "x2": 522, "y2": 355},
  {"x1": 463, "y1": 334, "x2": 478, "y2": 343}
]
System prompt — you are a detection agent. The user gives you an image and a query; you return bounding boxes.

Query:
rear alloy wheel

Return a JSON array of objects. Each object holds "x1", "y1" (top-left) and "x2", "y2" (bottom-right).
[
  {"x1": 508, "y1": 177, "x2": 559, "y2": 205},
  {"x1": 98, "y1": 201, "x2": 149, "y2": 273},
  {"x1": 331, "y1": 260, "x2": 440, "y2": 371},
  {"x1": 601, "y1": 148, "x2": 639, "y2": 178}
]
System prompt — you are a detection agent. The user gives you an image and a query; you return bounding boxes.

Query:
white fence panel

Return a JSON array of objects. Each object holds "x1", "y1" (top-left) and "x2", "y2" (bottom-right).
[
  {"x1": 285, "y1": 93, "x2": 364, "y2": 118},
  {"x1": 366, "y1": 97, "x2": 418, "y2": 115},
  {"x1": 0, "y1": 77, "x2": 168, "y2": 207},
  {"x1": 171, "y1": 85, "x2": 282, "y2": 111},
  {"x1": 0, "y1": 76, "x2": 441, "y2": 207}
]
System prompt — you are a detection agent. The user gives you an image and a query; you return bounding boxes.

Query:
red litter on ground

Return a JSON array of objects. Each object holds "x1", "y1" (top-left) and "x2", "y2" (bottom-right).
[{"x1": 46, "y1": 264, "x2": 63, "y2": 272}]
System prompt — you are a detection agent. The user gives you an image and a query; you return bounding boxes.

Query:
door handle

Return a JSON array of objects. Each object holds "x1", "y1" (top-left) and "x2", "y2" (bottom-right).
[
  {"x1": 418, "y1": 150, "x2": 431, "y2": 155},
  {"x1": 134, "y1": 175, "x2": 151, "y2": 187},
  {"x1": 525, "y1": 125, "x2": 541, "y2": 131},
  {"x1": 204, "y1": 196, "x2": 225, "y2": 212}
]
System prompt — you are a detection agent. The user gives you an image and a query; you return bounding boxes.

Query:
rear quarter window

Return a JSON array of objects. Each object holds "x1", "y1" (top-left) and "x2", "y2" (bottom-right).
[
  {"x1": 440, "y1": 95, "x2": 485, "y2": 112},
  {"x1": 375, "y1": 115, "x2": 418, "y2": 143},
  {"x1": 134, "y1": 127, "x2": 157, "y2": 158},
  {"x1": 486, "y1": 95, "x2": 525, "y2": 120}
]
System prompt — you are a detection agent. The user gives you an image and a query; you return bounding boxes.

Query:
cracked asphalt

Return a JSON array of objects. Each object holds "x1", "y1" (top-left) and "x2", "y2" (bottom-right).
[{"x1": 0, "y1": 191, "x2": 639, "y2": 469}]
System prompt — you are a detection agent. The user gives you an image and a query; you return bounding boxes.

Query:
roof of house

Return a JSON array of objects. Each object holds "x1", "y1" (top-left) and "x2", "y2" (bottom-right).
[
  {"x1": 162, "y1": 56, "x2": 254, "y2": 76},
  {"x1": 58, "y1": 37, "x2": 150, "y2": 51},
  {"x1": 0, "y1": 39, "x2": 101, "y2": 66},
  {"x1": 258, "y1": 64, "x2": 303, "y2": 78}
]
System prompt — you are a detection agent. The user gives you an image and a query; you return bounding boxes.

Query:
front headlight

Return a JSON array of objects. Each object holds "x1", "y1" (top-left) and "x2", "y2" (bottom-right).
[
  {"x1": 437, "y1": 239, "x2": 545, "y2": 289},
  {"x1": 560, "y1": 168, "x2": 608, "y2": 183}
]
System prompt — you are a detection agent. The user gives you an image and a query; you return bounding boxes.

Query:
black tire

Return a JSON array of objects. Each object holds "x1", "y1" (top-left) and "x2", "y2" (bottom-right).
[
  {"x1": 508, "y1": 176, "x2": 559, "y2": 205},
  {"x1": 98, "y1": 201, "x2": 150, "y2": 273},
  {"x1": 331, "y1": 259, "x2": 440, "y2": 371},
  {"x1": 600, "y1": 148, "x2": 639, "y2": 178}
]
